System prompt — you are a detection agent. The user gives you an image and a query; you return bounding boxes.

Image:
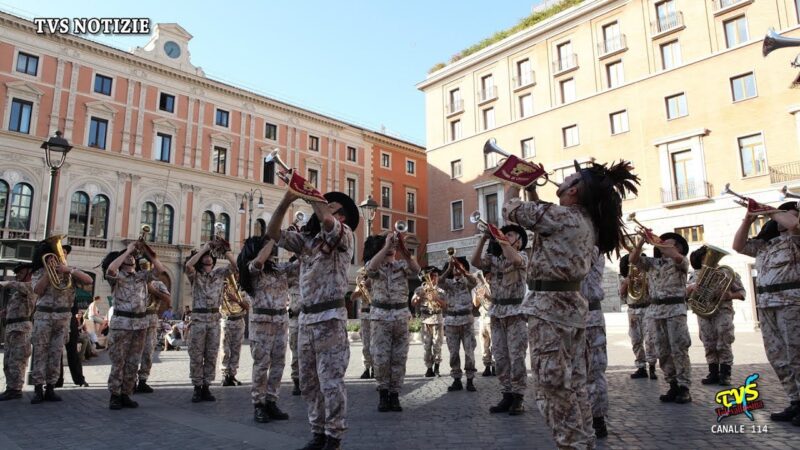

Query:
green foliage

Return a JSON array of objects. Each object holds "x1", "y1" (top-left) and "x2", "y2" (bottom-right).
[
  {"x1": 408, "y1": 317, "x2": 422, "y2": 333},
  {"x1": 427, "y1": 0, "x2": 585, "y2": 74},
  {"x1": 346, "y1": 321, "x2": 361, "y2": 333}
]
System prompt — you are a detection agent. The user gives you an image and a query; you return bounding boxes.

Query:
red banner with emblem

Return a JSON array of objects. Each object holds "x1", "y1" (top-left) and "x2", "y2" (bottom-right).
[
  {"x1": 490, "y1": 155, "x2": 547, "y2": 188},
  {"x1": 486, "y1": 223, "x2": 508, "y2": 244},
  {"x1": 287, "y1": 172, "x2": 327, "y2": 203}
]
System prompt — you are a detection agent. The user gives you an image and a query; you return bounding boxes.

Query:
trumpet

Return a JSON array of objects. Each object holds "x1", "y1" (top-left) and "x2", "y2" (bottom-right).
[
  {"x1": 446, "y1": 247, "x2": 467, "y2": 275},
  {"x1": 483, "y1": 138, "x2": 559, "y2": 188},
  {"x1": 264, "y1": 148, "x2": 293, "y2": 184},
  {"x1": 626, "y1": 213, "x2": 674, "y2": 249},
  {"x1": 135, "y1": 224, "x2": 157, "y2": 260},
  {"x1": 209, "y1": 222, "x2": 231, "y2": 257},
  {"x1": 42, "y1": 234, "x2": 72, "y2": 290},
  {"x1": 470, "y1": 210, "x2": 489, "y2": 234},
  {"x1": 287, "y1": 211, "x2": 307, "y2": 232},
  {"x1": 779, "y1": 185, "x2": 800, "y2": 202},
  {"x1": 393, "y1": 220, "x2": 411, "y2": 257},
  {"x1": 722, "y1": 183, "x2": 780, "y2": 215}
]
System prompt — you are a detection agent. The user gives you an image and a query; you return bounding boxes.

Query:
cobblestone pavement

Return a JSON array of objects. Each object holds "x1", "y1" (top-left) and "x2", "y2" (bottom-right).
[{"x1": 0, "y1": 320, "x2": 797, "y2": 449}]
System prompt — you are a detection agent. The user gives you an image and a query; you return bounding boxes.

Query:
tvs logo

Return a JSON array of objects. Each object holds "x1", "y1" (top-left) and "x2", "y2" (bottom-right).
[{"x1": 714, "y1": 373, "x2": 765, "y2": 422}]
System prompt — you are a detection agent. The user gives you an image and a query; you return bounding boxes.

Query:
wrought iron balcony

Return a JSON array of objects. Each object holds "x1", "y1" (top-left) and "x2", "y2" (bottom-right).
[
  {"x1": 651, "y1": 11, "x2": 684, "y2": 36},
  {"x1": 552, "y1": 54, "x2": 578, "y2": 74},
  {"x1": 513, "y1": 71, "x2": 536, "y2": 89},
  {"x1": 660, "y1": 181, "x2": 713, "y2": 204},
  {"x1": 598, "y1": 34, "x2": 627, "y2": 56},
  {"x1": 477, "y1": 85, "x2": 497, "y2": 103},
  {"x1": 769, "y1": 161, "x2": 800, "y2": 184},
  {"x1": 446, "y1": 99, "x2": 464, "y2": 115},
  {"x1": 0, "y1": 228, "x2": 31, "y2": 239}
]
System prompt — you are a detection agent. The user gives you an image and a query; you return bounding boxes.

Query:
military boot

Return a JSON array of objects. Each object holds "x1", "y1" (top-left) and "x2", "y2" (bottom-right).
[
  {"x1": 674, "y1": 386, "x2": 692, "y2": 404},
  {"x1": 466, "y1": 378, "x2": 477, "y2": 392},
  {"x1": 389, "y1": 392, "x2": 402, "y2": 412},
  {"x1": 299, "y1": 433, "x2": 326, "y2": 450},
  {"x1": 254, "y1": 403, "x2": 270, "y2": 423},
  {"x1": 222, "y1": 374, "x2": 236, "y2": 386},
  {"x1": 201, "y1": 384, "x2": 216, "y2": 401},
  {"x1": 508, "y1": 394, "x2": 525, "y2": 416},
  {"x1": 360, "y1": 367, "x2": 371, "y2": 379},
  {"x1": 135, "y1": 379, "x2": 154, "y2": 393},
  {"x1": 701, "y1": 364, "x2": 719, "y2": 385},
  {"x1": 630, "y1": 367, "x2": 647, "y2": 379},
  {"x1": 482, "y1": 365, "x2": 492, "y2": 376},
  {"x1": 659, "y1": 381, "x2": 679, "y2": 402},
  {"x1": 447, "y1": 378, "x2": 463, "y2": 392},
  {"x1": 265, "y1": 400, "x2": 289, "y2": 420},
  {"x1": 489, "y1": 392, "x2": 513, "y2": 413},
  {"x1": 191, "y1": 385, "x2": 202, "y2": 403},
  {"x1": 44, "y1": 384, "x2": 61, "y2": 402},
  {"x1": 121, "y1": 394, "x2": 139, "y2": 408},
  {"x1": 109, "y1": 394, "x2": 122, "y2": 410},
  {"x1": 30, "y1": 384, "x2": 44, "y2": 404},
  {"x1": 770, "y1": 401, "x2": 800, "y2": 422},
  {"x1": 231, "y1": 376, "x2": 242, "y2": 386},
  {"x1": 433, "y1": 363, "x2": 440, "y2": 376},
  {"x1": 378, "y1": 389, "x2": 390, "y2": 412},
  {"x1": 292, "y1": 378, "x2": 301, "y2": 396},
  {"x1": 648, "y1": 363, "x2": 658, "y2": 380},
  {"x1": 718, "y1": 364, "x2": 732, "y2": 386},
  {"x1": 322, "y1": 436, "x2": 341, "y2": 450},
  {"x1": 0, "y1": 389, "x2": 22, "y2": 401},
  {"x1": 593, "y1": 416, "x2": 608, "y2": 438},
  {"x1": 425, "y1": 367, "x2": 435, "y2": 377}
]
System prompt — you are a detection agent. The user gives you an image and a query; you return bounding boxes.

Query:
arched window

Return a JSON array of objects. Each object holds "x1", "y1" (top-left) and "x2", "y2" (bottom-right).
[
  {"x1": 201, "y1": 211, "x2": 215, "y2": 242},
  {"x1": 90, "y1": 195, "x2": 109, "y2": 238},
  {"x1": 141, "y1": 202, "x2": 157, "y2": 241},
  {"x1": 157, "y1": 205, "x2": 174, "y2": 244},
  {"x1": 68, "y1": 191, "x2": 89, "y2": 237},
  {"x1": 255, "y1": 218, "x2": 266, "y2": 237},
  {"x1": 8, "y1": 183, "x2": 33, "y2": 230},
  {"x1": 0, "y1": 180, "x2": 9, "y2": 229},
  {"x1": 220, "y1": 213, "x2": 231, "y2": 241}
]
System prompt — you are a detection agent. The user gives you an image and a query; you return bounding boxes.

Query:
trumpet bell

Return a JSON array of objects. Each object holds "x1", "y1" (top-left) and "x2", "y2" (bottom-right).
[
  {"x1": 446, "y1": 247, "x2": 455, "y2": 257},
  {"x1": 763, "y1": 28, "x2": 800, "y2": 57},
  {"x1": 469, "y1": 210, "x2": 481, "y2": 224},
  {"x1": 264, "y1": 148, "x2": 291, "y2": 172},
  {"x1": 483, "y1": 138, "x2": 511, "y2": 158},
  {"x1": 295, "y1": 211, "x2": 306, "y2": 223},
  {"x1": 394, "y1": 220, "x2": 407, "y2": 233}
]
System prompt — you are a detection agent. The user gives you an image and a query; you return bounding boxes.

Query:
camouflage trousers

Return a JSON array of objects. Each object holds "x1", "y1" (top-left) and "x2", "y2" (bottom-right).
[
  {"x1": 444, "y1": 323, "x2": 477, "y2": 380},
  {"x1": 3, "y1": 326, "x2": 32, "y2": 390},
  {"x1": 107, "y1": 328, "x2": 146, "y2": 395},
  {"x1": 371, "y1": 319, "x2": 409, "y2": 393},
  {"x1": 299, "y1": 319, "x2": 349, "y2": 440},
  {"x1": 480, "y1": 314, "x2": 493, "y2": 366},
  {"x1": 421, "y1": 322, "x2": 443, "y2": 368},
  {"x1": 137, "y1": 323, "x2": 158, "y2": 381},
  {"x1": 758, "y1": 305, "x2": 800, "y2": 402},
  {"x1": 221, "y1": 317, "x2": 246, "y2": 377},
  {"x1": 586, "y1": 325, "x2": 608, "y2": 418},
  {"x1": 628, "y1": 309, "x2": 657, "y2": 368},
  {"x1": 528, "y1": 316, "x2": 595, "y2": 450},
  {"x1": 652, "y1": 315, "x2": 692, "y2": 388},
  {"x1": 360, "y1": 318, "x2": 372, "y2": 369},
  {"x1": 250, "y1": 321, "x2": 288, "y2": 405},
  {"x1": 490, "y1": 315, "x2": 528, "y2": 394},
  {"x1": 289, "y1": 317, "x2": 299, "y2": 380},
  {"x1": 698, "y1": 308, "x2": 735, "y2": 365},
  {"x1": 188, "y1": 320, "x2": 221, "y2": 386},
  {"x1": 31, "y1": 318, "x2": 69, "y2": 386}
]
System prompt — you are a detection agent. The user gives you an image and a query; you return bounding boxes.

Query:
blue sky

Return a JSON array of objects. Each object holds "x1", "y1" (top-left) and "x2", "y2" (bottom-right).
[{"x1": 0, "y1": 0, "x2": 544, "y2": 145}]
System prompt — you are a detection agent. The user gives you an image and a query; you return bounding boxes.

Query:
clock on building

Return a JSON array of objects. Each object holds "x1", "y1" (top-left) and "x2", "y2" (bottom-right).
[{"x1": 164, "y1": 41, "x2": 181, "y2": 59}]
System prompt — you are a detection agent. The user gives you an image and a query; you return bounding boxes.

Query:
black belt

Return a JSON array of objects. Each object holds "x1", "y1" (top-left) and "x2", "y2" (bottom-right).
[
  {"x1": 527, "y1": 280, "x2": 582, "y2": 292},
  {"x1": 756, "y1": 281, "x2": 800, "y2": 294},
  {"x1": 419, "y1": 307, "x2": 441, "y2": 316},
  {"x1": 115, "y1": 310, "x2": 148, "y2": 319},
  {"x1": 5, "y1": 317, "x2": 32, "y2": 325},
  {"x1": 493, "y1": 298, "x2": 523, "y2": 306},
  {"x1": 193, "y1": 308, "x2": 220, "y2": 314},
  {"x1": 650, "y1": 296, "x2": 685, "y2": 306},
  {"x1": 302, "y1": 299, "x2": 345, "y2": 314},
  {"x1": 35, "y1": 306, "x2": 70, "y2": 313},
  {"x1": 360, "y1": 307, "x2": 371, "y2": 313},
  {"x1": 588, "y1": 300, "x2": 602, "y2": 311},
  {"x1": 252, "y1": 308, "x2": 287, "y2": 316},
  {"x1": 445, "y1": 309, "x2": 471, "y2": 317},
  {"x1": 288, "y1": 309, "x2": 299, "y2": 319},
  {"x1": 371, "y1": 301, "x2": 407, "y2": 310},
  {"x1": 628, "y1": 303, "x2": 650, "y2": 309},
  {"x1": 226, "y1": 314, "x2": 245, "y2": 321}
]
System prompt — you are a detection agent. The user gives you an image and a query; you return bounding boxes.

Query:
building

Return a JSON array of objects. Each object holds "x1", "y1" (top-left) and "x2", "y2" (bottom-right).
[
  {"x1": 0, "y1": 12, "x2": 426, "y2": 309},
  {"x1": 417, "y1": 0, "x2": 800, "y2": 325}
]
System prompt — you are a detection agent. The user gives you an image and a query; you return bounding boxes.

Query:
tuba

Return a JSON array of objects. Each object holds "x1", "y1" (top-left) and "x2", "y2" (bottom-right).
[
  {"x1": 42, "y1": 234, "x2": 72, "y2": 290},
  {"x1": 220, "y1": 272, "x2": 247, "y2": 317},
  {"x1": 354, "y1": 267, "x2": 372, "y2": 305},
  {"x1": 627, "y1": 265, "x2": 648, "y2": 305},
  {"x1": 687, "y1": 245, "x2": 736, "y2": 318}
]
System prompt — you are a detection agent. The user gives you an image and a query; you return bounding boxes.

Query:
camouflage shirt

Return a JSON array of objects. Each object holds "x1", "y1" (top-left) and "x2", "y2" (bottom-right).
[
  {"x1": 366, "y1": 259, "x2": 414, "y2": 321},
  {"x1": 478, "y1": 251, "x2": 529, "y2": 318},
  {"x1": 188, "y1": 266, "x2": 232, "y2": 323},
  {"x1": 146, "y1": 280, "x2": 169, "y2": 327},
  {"x1": 636, "y1": 255, "x2": 688, "y2": 319},
  {"x1": 741, "y1": 235, "x2": 800, "y2": 308},
  {"x1": 278, "y1": 219, "x2": 354, "y2": 325},
  {"x1": 31, "y1": 268, "x2": 75, "y2": 321},
  {"x1": 109, "y1": 270, "x2": 153, "y2": 330},
  {"x1": 503, "y1": 198, "x2": 595, "y2": 328},
  {"x1": 440, "y1": 277, "x2": 476, "y2": 326},
  {"x1": 286, "y1": 259, "x2": 301, "y2": 316},
  {"x1": 412, "y1": 285, "x2": 444, "y2": 325},
  {"x1": 248, "y1": 261, "x2": 291, "y2": 323},
  {"x1": 3, "y1": 281, "x2": 35, "y2": 332},
  {"x1": 582, "y1": 248, "x2": 605, "y2": 328}
]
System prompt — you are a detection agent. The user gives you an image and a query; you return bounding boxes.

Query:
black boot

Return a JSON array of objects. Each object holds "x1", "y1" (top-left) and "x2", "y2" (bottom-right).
[
  {"x1": 718, "y1": 364, "x2": 732, "y2": 386},
  {"x1": 433, "y1": 362, "x2": 440, "y2": 376},
  {"x1": 95, "y1": 342, "x2": 106, "y2": 350},
  {"x1": 649, "y1": 363, "x2": 658, "y2": 380},
  {"x1": 489, "y1": 392, "x2": 513, "y2": 413},
  {"x1": 292, "y1": 378, "x2": 301, "y2": 396},
  {"x1": 593, "y1": 416, "x2": 608, "y2": 438},
  {"x1": 30, "y1": 384, "x2": 44, "y2": 404},
  {"x1": 491, "y1": 365, "x2": 496, "y2": 376},
  {"x1": 201, "y1": 384, "x2": 216, "y2": 401},
  {"x1": 44, "y1": 384, "x2": 61, "y2": 402},
  {"x1": 360, "y1": 368, "x2": 371, "y2": 379},
  {"x1": 0, "y1": 389, "x2": 22, "y2": 401},
  {"x1": 482, "y1": 365, "x2": 492, "y2": 376},
  {"x1": 121, "y1": 394, "x2": 139, "y2": 408},
  {"x1": 254, "y1": 403, "x2": 270, "y2": 423},
  {"x1": 109, "y1": 394, "x2": 122, "y2": 410},
  {"x1": 389, "y1": 392, "x2": 402, "y2": 412},
  {"x1": 447, "y1": 378, "x2": 463, "y2": 392},
  {"x1": 425, "y1": 367, "x2": 435, "y2": 377},
  {"x1": 265, "y1": 400, "x2": 289, "y2": 420},
  {"x1": 770, "y1": 401, "x2": 800, "y2": 421},
  {"x1": 701, "y1": 364, "x2": 719, "y2": 385},
  {"x1": 659, "y1": 381, "x2": 679, "y2": 402},
  {"x1": 674, "y1": 385, "x2": 692, "y2": 404},
  {"x1": 378, "y1": 389, "x2": 390, "y2": 412},
  {"x1": 299, "y1": 433, "x2": 326, "y2": 450},
  {"x1": 370, "y1": 368, "x2": 375, "y2": 379},
  {"x1": 222, "y1": 374, "x2": 236, "y2": 386},
  {"x1": 232, "y1": 376, "x2": 242, "y2": 386},
  {"x1": 509, "y1": 394, "x2": 525, "y2": 416},
  {"x1": 135, "y1": 379, "x2": 154, "y2": 393},
  {"x1": 466, "y1": 378, "x2": 477, "y2": 392},
  {"x1": 191, "y1": 386, "x2": 202, "y2": 403},
  {"x1": 792, "y1": 413, "x2": 800, "y2": 426},
  {"x1": 630, "y1": 367, "x2": 647, "y2": 379},
  {"x1": 322, "y1": 436, "x2": 341, "y2": 450}
]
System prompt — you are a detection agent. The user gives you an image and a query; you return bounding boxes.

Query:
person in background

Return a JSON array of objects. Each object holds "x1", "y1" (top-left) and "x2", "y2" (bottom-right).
[{"x1": 162, "y1": 307, "x2": 175, "y2": 321}]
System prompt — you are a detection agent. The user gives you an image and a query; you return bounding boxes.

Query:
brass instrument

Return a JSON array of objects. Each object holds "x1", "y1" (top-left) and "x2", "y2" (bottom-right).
[
  {"x1": 393, "y1": 220, "x2": 411, "y2": 257},
  {"x1": 687, "y1": 245, "x2": 736, "y2": 318},
  {"x1": 721, "y1": 183, "x2": 781, "y2": 215},
  {"x1": 220, "y1": 272, "x2": 247, "y2": 316},
  {"x1": 209, "y1": 222, "x2": 231, "y2": 258},
  {"x1": 483, "y1": 138, "x2": 559, "y2": 187},
  {"x1": 417, "y1": 269, "x2": 442, "y2": 314},
  {"x1": 287, "y1": 211, "x2": 307, "y2": 232},
  {"x1": 470, "y1": 210, "x2": 489, "y2": 234},
  {"x1": 626, "y1": 213, "x2": 675, "y2": 249},
  {"x1": 264, "y1": 149, "x2": 325, "y2": 203},
  {"x1": 135, "y1": 224, "x2": 157, "y2": 260},
  {"x1": 763, "y1": 28, "x2": 800, "y2": 68},
  {"x1": 42, "y1": 234, "x2": 72, "y2": 290},
  {"x1": 354, "y1": 267, "x2": 372, "y2": 305},
  {"x1": 446, "y1": 247, "x2": 467, "y2": 275},
  {"x1": 626, "y1": 265, "x2": 648, "y2": 305}
]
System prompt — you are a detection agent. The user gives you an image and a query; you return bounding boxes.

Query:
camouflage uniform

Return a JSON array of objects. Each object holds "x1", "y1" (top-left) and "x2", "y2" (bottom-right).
[
  {"x1": 30, "y1": 268, "x2": 74, "y2": 386},
  {"x1": 286, "y1": 260, "x2": 301, "y2": 382},
  {"x1": 441, "y1": 276, "x2": 478, "y2": 380},
  {"x1": 187, "y1": 266, "x2": 231, "y2": 387},
  {"x1": 412, "y1": 285, "x2": 444, "y2": 369},
  {"x1": 504, "y1": 198, "x2": 595, "y2": 449},
  {"x1": 221, "y1": 300, "x2": 247, "y2": 379},
  {"x1": 583, "y1": 248, "x2": 608, "y2": 419},
  {"x1": 691, "y1": 271, "x2": 743, "y2": 366},
  {"x1": 741, "y1": 235, "x2": 800, "y2": 403},
  {"x1": 2, "y1": 281, "x2": 35, "y2": 391},
  {"x1": 623, "y1": 276, "x2": 657, "y2": 370},
  {"x1": 278, "y1": 219, "x2": 353, "y2": 440},
  {"x1": 367, "y1": 260, "x2": 414, "y2": 393},
  {"x1": 359, "y1": 302, "x2": 373, "y2": 373},
  {"x1": 477, "y1": 251, "x2": 529, "y2": 395},
  {"x1": 107, "y1": 270, "x2": 152, "y2": 396},
  {"x1": 636, "y1": 255, "x2": 691, "y2": 389},
  {"x1": 138, "y1": 280, "x2": 169, "y2": 383},
  {"x1": 249, "y1": 261, "x2": 291, "y2": 405}
]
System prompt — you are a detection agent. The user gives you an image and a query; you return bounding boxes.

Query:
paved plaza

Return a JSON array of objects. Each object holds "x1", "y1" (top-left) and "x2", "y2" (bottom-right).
[{"x1": 0, "y1": 317, "x2": 797, "y2": 449}]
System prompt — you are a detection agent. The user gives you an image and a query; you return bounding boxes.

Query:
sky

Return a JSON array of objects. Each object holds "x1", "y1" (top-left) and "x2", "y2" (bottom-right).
[{"x1": 0, "y1": 0, "x2": 546, "y2": 145}]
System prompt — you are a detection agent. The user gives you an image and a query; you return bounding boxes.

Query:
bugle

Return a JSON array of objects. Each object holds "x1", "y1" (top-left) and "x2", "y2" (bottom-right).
[
  {"x1": 135, "y1": 224, "x2": 157, "y2": 260},
  {"x1": 287, "y1": 211, "x2": 307, "y2": 232},
  {"x1": 763, "y1": 28, "x2": 800, "y2": 67},
  {"x1": 393, "y1": 220, "x2": 411, "y2": 257},
  {"x1": 722, "y1": 183, "x2": 779, "y2": 215},
  {"x1": 209, "y1": 222, "x2": 231, "y2": 257},
  {"x1": 446, "y1": 247, "x2": 467, "y2": 274},
  {"x1": 626, "y1": 212, "x2": 674, "y2": 249}
]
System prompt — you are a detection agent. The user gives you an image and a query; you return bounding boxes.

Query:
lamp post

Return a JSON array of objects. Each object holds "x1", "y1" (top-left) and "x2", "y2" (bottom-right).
[
  {"x1": 238, "y1": 188, "x2": 265, "y2": 238},
  {"x1": 358, "y1": 195, "x2": 378, "y2": 236},
  {"x1": 41, "y1": 131, "x2": 72, "y2": 238}
]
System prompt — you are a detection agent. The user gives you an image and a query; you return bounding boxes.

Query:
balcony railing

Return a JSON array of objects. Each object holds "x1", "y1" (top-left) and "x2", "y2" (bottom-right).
[
  {"x1": 513, "y1": 71, "x2": 536, "y2": 89},
  {"x1": 446, "y1": 99, "x2": 464, "y2": 115},
  {"x1": 651, "y1": 11, "x2": 684, "y2": 35},
  {"x1": 0, "y1": 228, "x2": 31, "y2": 239},
  {"x1": 67, "y1": 235, "x2": 109, "y2": 249},
  {"x1": 713, "y1": 0, "x2": 749, "y2": 12},
  {"x1": 660, "y1": 181, "x2": 713, "y2": 203},
  {"x1": 598, "y1": 34, "x2": 627, "y2": 56},
  {"x1": 478, "y1": 85, "x2": 497, "y2": 103},
  {"x1": 552, "y1": 54, "x2": 578, "y2": 74},
  {"x1": 769, "y1": 161, "x2": 800, "y2": 184}
]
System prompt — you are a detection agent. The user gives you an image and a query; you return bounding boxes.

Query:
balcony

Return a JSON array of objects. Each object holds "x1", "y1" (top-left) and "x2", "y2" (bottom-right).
[
  {"x1": 552, "y1": 54, "x2": 578, "y2": 76},
  {"x1": 445, "y1": 99, "x2": 464, "y2": 117},
  {"x1": 713, "y1": 0, "x2": 752, "y2": 15},
  {"x1": 769, "y1": 161, "x2": 800, "y2": 184},
  {"x1": 0, "y1": 228, "x2": 31, "y2": 239},
  {"x1": 660, "y1": 181, "x2": 713, "y2": 205},
  {"x1": 477, "y1": 85, "x2": 498, "y2": 105},
  {"x1": 67, "y1": 235, "x2": 109, "y2": 249},
  {"x1": 651, "y1": 12, "x2": 684, "y2": 39},
  {"x1": 598, "y1": 34, "x2": 627, "y2": 59},
  {"x1": 513, "y1": 71, "x2": 536, "y2": 90}
]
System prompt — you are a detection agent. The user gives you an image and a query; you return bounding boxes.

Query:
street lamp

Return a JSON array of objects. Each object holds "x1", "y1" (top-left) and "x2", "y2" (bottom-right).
[
  {"x1": 358, "y1": 195, "x2": 378, "y2": 235},
  {"x1": 41, "y1": 131, "x2": 72, "y2": 238},
  {"x1": 238, "y1": 188, "x2": 265, "y2": 237}
]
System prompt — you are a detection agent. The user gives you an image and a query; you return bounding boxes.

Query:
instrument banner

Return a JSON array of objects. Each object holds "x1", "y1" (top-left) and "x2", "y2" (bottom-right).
[
  {"x1": 487, "y1": 223, "x2": 508, "y2": 244},
  {"x1": 287, "y1": 172, "x2": 327, "y2": 203},
  {"x1": 746, "y1": 198, "x2": 775, "y2": 213},
  {"x1": 490, "y1": 155, "x2": 546, "y2": 188}
]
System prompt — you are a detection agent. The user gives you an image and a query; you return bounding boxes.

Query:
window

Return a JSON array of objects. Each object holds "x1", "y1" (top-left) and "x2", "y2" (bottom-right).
[
  {"x1": 0, "y1": 181, "x2": 6, "y2": 230},
  {"x1": 215, "y1": 109, "x2": 229, "y2": 127},
  {"x1": 381, "y1": 153, "x2": 391, "y2": 168},
  {"x1": 602, "y1": 22, "x2": 622, "y2": 53},
  {"x1": 675, "y1": 225, "x2": 704, "y2": 243},
  {"x1": 610, "y1": 110, "x2": 629, "y2": 135},
  {"x1": 9, "y1": 99, "x2": 33, "y2": 134},
  {"x1": 521, "y1": 138, "x2": 535, "y2": 158},
  {"x1": 381, "y1": 214, "x2": 391, "y2": 230},
  {"x1": 655, "y1": 0, "x2": 678, "y2": 33},
  {"x1": 16, "y1": 52, "x2": 38, "y2": 76},
  {"x1": 480, "y1": 74, "x2": 495, "y2": 101},
  {"x1": 406, "y1": 159, "x2": 416, "y2": 174},
  {"x1": 724, "y1": 16, "x2": 749, "y2": 48},
  {"x1": 563, "y1": 125, "x2": 579, "y2": 148},
  {"x1": 560, "y1": 78, "x2": 576, "y2": 104},
  {"x1": 159, "y1": 93, "x2": 175, "y2": 113},
  {"x1": 308, "y1": 135, "x2": 319, "y2": 151},
  {"x1": 731, "y1": 72, "x2": 757, "y2": 102},
  {"x1": 606, "y1": 61, "x2": 624, "y2": 88},
  {"x1": 556, "y1": 41, "x2": 574, "y2": 71},
  {"x1": 516, "y1": 58, "x2": 533, "y2": 87},
  {"x1": 485, "y1": 193, "x2": 499, "y2": 226},
  {"x1": 69, "y1": 192, "x2": 89, "y2": 237},
  {"x1": 407, "y1": 191, "x2": 416, "y2": 213},
  {"x1": 142, "y1": 203, "x2": 158, "y2": 241},
  {"x1": 263, "y1": 160, "x2": 275, "y2": 184},
  {"x1": 451, "y1": 160, "x2": 462, "y2": 178},
  {"x1": 482, "y1": 107, "x2": 495, "y2": 130},
  {"x1": 90, "y1": 195, "x2": 109, "y2": 238},
  {"x1": 738, "y1": 133, "x2": 767, "y2": 177},
  {"x1": 265, "y1": 122, "x2": 277, "y2": 140},
  {"x1": 660, "y1": 40, "x2": 682, "y2": 70},
  {"x1": 347, "y1": 146, "x2": 357, "y2": 162},
  {"x1": 8, "y1": 183, "x2": 33, "y2": 231},
  {"x1": 519, "y1": 94, "x2": 533, "y2": 118},
  {"x1": 748, "y1": 216, "x2": 768, "y2": 238},
  {"x1": 212, "y1": 146, "x2": 227, "y2": 174},
  {"x1": 450, "y1": 119, "x2": 462, "y2": 141},
  {"x1": 94, "y1": 74, "x2": 112, "y2": 95},
  {"x1": 665, "y1": 93, "x2": 688, "y2": 119},
  {"x1": 308, "y1": 169, "x2": 319, "y2": 189},
  {"x1": 156, "y1": 132, "x2": 172, "y2": 162},
  {"x1": 449, "y1": 88, "x2": 462, "y2": 113},
  {"x1": 88, "y1": 117, "x2": 108, "y2": 149},
  {"x1": 219, "y1": 213, "x2": 231, "y2": 241},
  {"x1": 346, "y1": 178, "x2": 357, "y2": 200},
  {"x1": 200, "y1": 211, "x2": 215, "y2": 242},
  {"x1": 671, "y1": 150, "x2": 694, "y2": 200},
  {"x1": 407, "y1": 219, "x2": 416, "y2": 234},
  {"x1": 451, "y1": 201, "x2": 464, "y2": 230},
  {"x1": 156, "y1": 205, "x2": 173, "y2": 244},
  {"x1": 381, "y1": 186, "x2": 391, "y2": 208}
]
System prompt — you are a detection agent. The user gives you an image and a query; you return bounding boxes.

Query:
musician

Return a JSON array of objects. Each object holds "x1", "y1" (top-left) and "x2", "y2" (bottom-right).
[
  {"x1": 135, "y1": 259, "x2": 171, "y2": 394},
  {"x1": 354, "y1": 267, "x2": 374, "y2": 380},
  {"x1": 470, "y1": 224, "x2": 529, "y2": 415},
  {"x1": 583, "y1": 247, "x2": 608, "y2": 438},
  {"x1": 473, "y1": 272, "x2": 494, "y2": 377},
  {"x1": 439, "y1": 256, "x2": 479, "y2": 392},
  {"x1": 266, "y1": 190, "x2": 358, "y2": 450},
  {"x1": 221, "y1": 285, "x2": 248, "y2": 388},
  {"x1": 239, "y1": 236, "x2": 291, "y2": 423},
  {"x1": 364, "y1": 232, "x2": 420, "y2": 412},
  {"x1": 733, "y1": 202, "x2": 800, "y2": 424},
  {"x1": 618, "y1": 255, "x2": 658, "y2": 380},
  {"x1": 630, "y1": 232, "x2": 692, "y2": 404},
  {"x1": 286, "y1": 256, "x2": 302, "y2": 396},
  {"x1": 411, "y1": 266, "x2": 445, "y2": 377},
  {"x1": 29, "y1": 238, "x2": 93, "y2": 404},
  {"x1": 502, "y1": 160, "x2": 638, "y2": 448},
  {"x1": 103, "y1": 242, "x2": 167, "y2": 410},
  {"x1": 184, "y1": 239, "x2": 238, "y2": 403},
  {"x1": 0, "y1": 262, "x2": 35, "y2": 401},
  {"x1": 688, "y1": 246, "x2": 745, "y2": 387}
]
